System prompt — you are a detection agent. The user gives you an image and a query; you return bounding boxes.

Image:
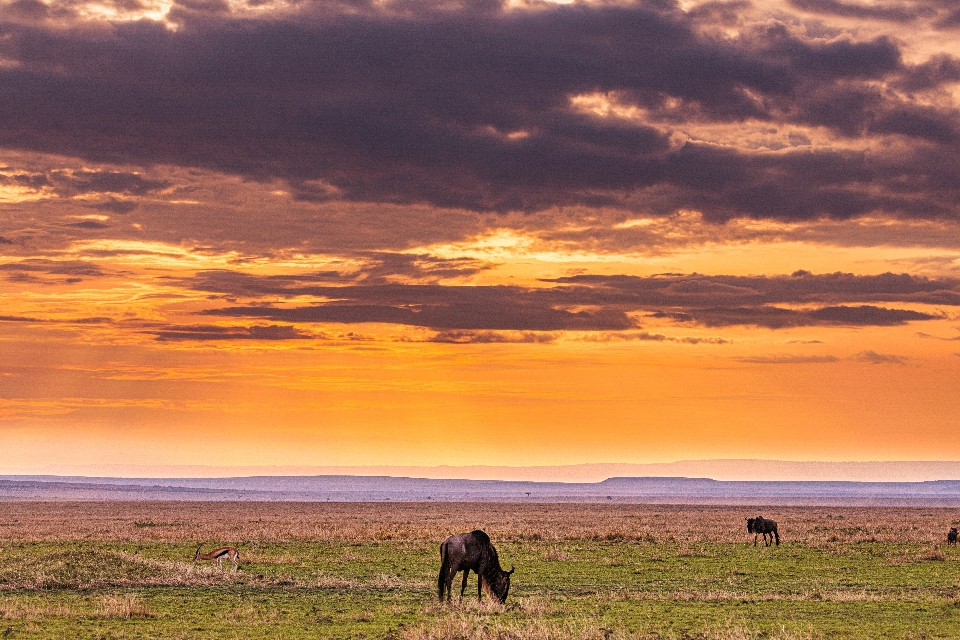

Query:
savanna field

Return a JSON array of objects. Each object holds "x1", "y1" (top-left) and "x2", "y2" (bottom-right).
[{"x1": 1, "y1": 502, "x2": 959, "y2": 639}]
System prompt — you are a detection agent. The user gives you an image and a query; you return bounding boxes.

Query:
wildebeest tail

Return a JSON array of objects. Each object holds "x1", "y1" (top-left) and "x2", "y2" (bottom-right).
[{"x1": 438, "y1": 541, "x2": 449, "y2": 601}]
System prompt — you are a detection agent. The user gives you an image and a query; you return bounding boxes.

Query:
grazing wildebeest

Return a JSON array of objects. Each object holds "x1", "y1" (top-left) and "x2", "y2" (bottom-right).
[
  {"x1": 948, "y1": 528, "x2": 958, "y2": 545},
  {"x1": 438, "y1": 529, "x2": 514, "y2": 603},
  {"x1": 746, "y1": 516, "x2": 780, "y2": 546}
]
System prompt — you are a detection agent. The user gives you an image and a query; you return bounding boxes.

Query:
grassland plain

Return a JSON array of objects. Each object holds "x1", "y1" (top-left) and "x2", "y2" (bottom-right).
[{"x1": 0, "y1": 502, "x2": 959, "y2": 639}]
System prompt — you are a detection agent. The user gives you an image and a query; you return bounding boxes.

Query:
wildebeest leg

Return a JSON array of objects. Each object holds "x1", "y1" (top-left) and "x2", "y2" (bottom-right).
[
  {"x1": 477, "y1": 573, "x2": 483, "y2": 602},
  {"x1": 754, "y1": 533, "x2": 758, "y2": 546},
  {"x1": 459, "y1": 569, "x2": 469, "y2": 602},
  {"x1": 444, "y1": 566, "x2": 456, "y2": 602}
]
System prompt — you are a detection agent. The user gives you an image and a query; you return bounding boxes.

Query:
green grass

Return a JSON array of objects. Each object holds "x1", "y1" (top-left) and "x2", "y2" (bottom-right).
[{"x1": 2, "y1": 540, "x2": 959, "y2": 638}]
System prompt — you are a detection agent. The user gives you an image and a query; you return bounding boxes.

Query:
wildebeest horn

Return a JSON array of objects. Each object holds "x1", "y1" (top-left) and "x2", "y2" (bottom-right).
[{"x1": 508, "y1": 565, "x2": 515, "y2": 574}]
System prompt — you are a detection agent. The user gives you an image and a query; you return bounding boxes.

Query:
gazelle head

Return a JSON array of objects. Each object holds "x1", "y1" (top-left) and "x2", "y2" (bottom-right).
[{"x1": 193, "y1": 544, "x2": 204, "y2": 562}]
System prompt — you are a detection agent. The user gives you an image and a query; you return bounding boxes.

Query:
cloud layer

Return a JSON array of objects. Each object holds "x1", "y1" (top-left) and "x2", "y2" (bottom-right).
[
  {"x1": 189, "y1": 270, "x2": 954, "y2": 333},
  {"x1": 1, "y1": 0, "x2": 959, "y2": 219}
]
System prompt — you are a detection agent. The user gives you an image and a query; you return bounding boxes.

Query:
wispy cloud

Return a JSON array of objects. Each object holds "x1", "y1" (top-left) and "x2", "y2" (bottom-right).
[
  {"x1": 735, "y1": 354, "x2": 841, "y2": 364},
  {"x1": 851, "y1": 349, "x2": 908, "y2": 365}
]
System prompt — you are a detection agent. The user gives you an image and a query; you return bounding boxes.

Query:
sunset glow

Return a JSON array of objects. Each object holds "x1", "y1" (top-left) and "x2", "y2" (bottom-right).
[{"x1": 1, "y1": 0, "x2": 960, "y2": 475}]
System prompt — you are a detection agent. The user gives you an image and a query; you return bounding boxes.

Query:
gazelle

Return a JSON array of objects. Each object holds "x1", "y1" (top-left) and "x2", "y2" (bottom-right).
[{"x1": 193, "y1": 544, "x2": 240, "y2": 571}]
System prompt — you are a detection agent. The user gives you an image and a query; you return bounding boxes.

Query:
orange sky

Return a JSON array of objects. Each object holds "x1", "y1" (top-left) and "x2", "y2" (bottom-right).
[{"x1": 1, "y1": 0, "x2": 960, "y2": 475}]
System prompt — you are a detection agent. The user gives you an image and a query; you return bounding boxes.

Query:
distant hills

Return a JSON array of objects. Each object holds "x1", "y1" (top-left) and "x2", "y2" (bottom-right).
[
  {"x1": 7, "y1": 460, "x2": 960, "y2": 483},
  {"x1": 4, "y1": 474, "x2": 960, "y2": 505}
]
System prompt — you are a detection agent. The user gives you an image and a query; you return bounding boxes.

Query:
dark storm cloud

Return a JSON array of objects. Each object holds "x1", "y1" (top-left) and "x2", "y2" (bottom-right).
[
  {"x1": 189, "y1": 269, "x2": 951, "y2": 331},
  {"x1": 1, "y1": 1, "x2": 959, "y2": 218}
]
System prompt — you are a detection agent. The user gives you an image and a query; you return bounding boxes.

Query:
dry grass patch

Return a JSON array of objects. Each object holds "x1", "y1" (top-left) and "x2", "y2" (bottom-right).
[
  {"x1": 241, "y1": 551, "x2": 300, "y2": 565},
  {"x1": 96, "y1": 593, "x2": 152, "y2": 619},
  {"x1": 541, "y1": 546, "x2": 569, "y2": 561},
  {"x1": 402, "y1": 611, "x2": 816, "y2": 640},
  {"x1": 0, "y1": 599, "x2": 72, "y2": 620},
  {"x1": 1, "y1": 502, "x2": 958, "y2": 547},
  {"x1": 918, "y1": 545, "x2": 945, "y2": 561},
  {"x1": 0, "y1": 550, "x2": 252, "y2": 590}
]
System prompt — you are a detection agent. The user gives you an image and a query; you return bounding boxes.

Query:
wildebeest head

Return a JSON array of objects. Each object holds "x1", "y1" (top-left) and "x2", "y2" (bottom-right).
[
  {"x1": 486, "y1": 565, "x2": 515, "y2": 603},
  {"x1": 746, "y1": 518, "x2": 756, "y2": 533},
  {"x1": 491, "y1": 565, "x2": 516, "y2": 604}
]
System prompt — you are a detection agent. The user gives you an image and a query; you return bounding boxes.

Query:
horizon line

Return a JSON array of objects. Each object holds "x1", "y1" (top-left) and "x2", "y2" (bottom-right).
[{"x1": 5, "y1": 459, "x2": 960, "y2": 483}]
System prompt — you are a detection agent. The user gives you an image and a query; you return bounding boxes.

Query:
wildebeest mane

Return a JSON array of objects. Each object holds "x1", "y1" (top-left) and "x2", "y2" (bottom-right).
[{"x1": 470, "y1": 529, "x2": 491, "y2": 546}]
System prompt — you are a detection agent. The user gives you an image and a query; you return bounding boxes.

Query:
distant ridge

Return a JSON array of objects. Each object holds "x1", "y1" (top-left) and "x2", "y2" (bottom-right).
[
  {"x1": 5, "y1": 460, "x2": 960, "y2": 482},
  {"x1": 4, "y1": 474, "x2": 960, "y2": 505}
]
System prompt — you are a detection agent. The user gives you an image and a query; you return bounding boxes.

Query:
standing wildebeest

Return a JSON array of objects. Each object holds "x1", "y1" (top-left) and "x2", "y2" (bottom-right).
[
  {"x1": 438, "y1": 530, "x2": 514, "y2": 603},
  {"x1": 948, "y1": 528, "x2": 958, "y2": 545},
  {"x1": 746, "y1": 516, "x2": 780, "y2": 546}
]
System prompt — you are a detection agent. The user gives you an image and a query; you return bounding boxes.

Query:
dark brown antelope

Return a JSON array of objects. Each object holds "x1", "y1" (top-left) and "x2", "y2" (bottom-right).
[
  {"x1": 438, "y1": 530, "x2": 514, "y2": 603},
  {"x1": 193, "y1": 544, "x2": 240, "y2": 571}
]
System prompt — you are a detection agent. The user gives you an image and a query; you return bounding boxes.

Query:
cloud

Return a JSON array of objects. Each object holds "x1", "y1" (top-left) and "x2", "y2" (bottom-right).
[
  {"x1": 65, "y1": 220, "x2": 109, "y2": 229},
  {"x1": 736, "y1": 354, "x2": 841, "y2": 364},
  {"x1": 577, "y1": 331, "x2": 732, "y2": 344},
  {"x1": 146, "y1": 324, "x2": 312, "y2": 341},
  {"x1": 550, "y1": 271, "x2": 960, "y2": 307},
  {"x1": 428, "y1": 330, "x2": 557, "y2": 344},
  {"x1": 850, "y1": 349, "x2": 908, "y2": 364},
  {"x1": 786, "y1": 0, "x2": 932, "y2": 22},
  {"x1": 186, "y1": 269, "x2": 947, "y2": 332},
  {"x1": 50, "y1": 170, "x2": 170, "y2": 197},
  {"x1": 0, "y1": 314, "x2": 111, "y2": 324},
  {"x1": 665, "y1": 305, "x2": 936, "y2": 328},
  {"x1": 203, "y1": 299, "x2": 636, "y2": 331},
  {"x1": 0, "y1": 1, "x2": 958, "y2": 218},
  {"x1": 0, "y1": 259, "x2": 108, "y2": 280}
]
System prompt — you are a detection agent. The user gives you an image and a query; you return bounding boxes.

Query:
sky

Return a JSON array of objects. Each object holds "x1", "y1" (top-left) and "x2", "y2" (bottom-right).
[{"x1": 1, "y1": 0, "x2": 960, "y2": 476}]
